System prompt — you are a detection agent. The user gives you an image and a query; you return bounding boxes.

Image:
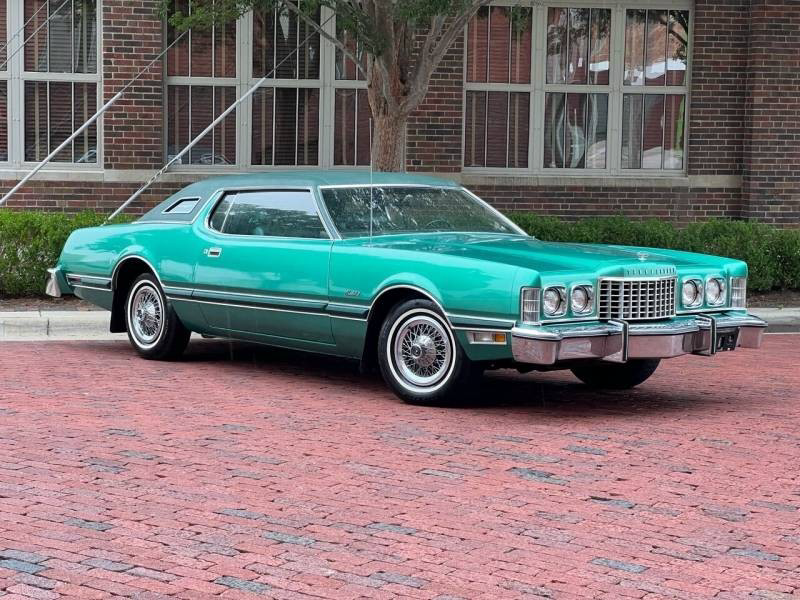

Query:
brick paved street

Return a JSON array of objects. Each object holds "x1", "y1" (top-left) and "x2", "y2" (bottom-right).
[{"x1": 1, "y1": 335, "x2": 798, "y2": 599}]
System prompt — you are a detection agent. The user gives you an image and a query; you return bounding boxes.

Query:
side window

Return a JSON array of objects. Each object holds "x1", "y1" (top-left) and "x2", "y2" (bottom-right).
[
  {"x1": 209, "y1": 194, "x2": 235, "y2": 231},
  {"x1": 211, "y1": 190, "x2": 328, "y2": 239}
]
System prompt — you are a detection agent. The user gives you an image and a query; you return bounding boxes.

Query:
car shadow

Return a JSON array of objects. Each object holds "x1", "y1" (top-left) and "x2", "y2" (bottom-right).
[{"x1": 174, "y1": 339, "x2": 720, "y2": 418}]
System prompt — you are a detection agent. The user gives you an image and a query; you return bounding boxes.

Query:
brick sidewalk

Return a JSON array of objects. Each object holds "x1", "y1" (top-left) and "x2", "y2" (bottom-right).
[{"x1": 0, "y1": 337, "x2": 798, "y2": 599}]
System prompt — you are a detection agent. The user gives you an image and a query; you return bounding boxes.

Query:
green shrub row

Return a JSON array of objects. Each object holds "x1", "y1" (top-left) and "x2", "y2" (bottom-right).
[
  {"x1": 508, "y1": 214, "x2": 800, "y2": 292},
  {"x1": 0, "y1": 210, "x2": 797, "y2": 297},
  {"x1": 0, "y1": 211, "x2": 132, "y2": 298}
]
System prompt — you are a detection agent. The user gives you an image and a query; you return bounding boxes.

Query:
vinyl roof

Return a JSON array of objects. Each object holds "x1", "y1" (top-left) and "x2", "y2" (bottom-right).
[{"x1": 139, "y1": 170, "x2": 461, "y2": 222}]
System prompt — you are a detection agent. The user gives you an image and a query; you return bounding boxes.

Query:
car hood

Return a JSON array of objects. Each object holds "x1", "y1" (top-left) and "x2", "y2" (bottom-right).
[{"x1": 355, "y1": 233, "x2": 733, "y2": 275}]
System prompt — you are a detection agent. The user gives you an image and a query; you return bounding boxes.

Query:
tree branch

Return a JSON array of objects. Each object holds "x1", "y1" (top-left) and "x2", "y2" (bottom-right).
[
  {"x1": 401, "y1": 0, "x2": 492, "y2": 115},
  {"x1": 280, "y1": 0, "x2": 368, "y2": 79}
]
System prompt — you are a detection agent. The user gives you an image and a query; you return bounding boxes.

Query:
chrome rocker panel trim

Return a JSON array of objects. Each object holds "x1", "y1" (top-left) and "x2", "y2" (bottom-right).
[{"x1": 511, "y1": 312, "x2": 767, "y2": 366}]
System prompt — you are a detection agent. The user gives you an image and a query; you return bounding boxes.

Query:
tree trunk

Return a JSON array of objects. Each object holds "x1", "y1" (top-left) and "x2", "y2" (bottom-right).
[
  {"x1": 366, "y1": 21, "x2": 413, "y2": 173},
  {"x1": 370, "y1": 112, "x2": 408, "y2": 172}
]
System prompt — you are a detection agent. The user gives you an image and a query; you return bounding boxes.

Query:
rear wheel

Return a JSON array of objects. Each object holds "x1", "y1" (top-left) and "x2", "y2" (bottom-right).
[
  {"x1": 125, "y1": 273, "x2": 190, "y2": 360},
  {"x1": 570, "y1": 359, "x2": 660, "y2": 390},
  {"x1": 378, "y1": 299, "x2": 479, "y2": 405}
]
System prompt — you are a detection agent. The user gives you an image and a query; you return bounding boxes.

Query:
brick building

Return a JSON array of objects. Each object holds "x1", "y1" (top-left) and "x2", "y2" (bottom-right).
[{"x1": 0, "y1": 0, "x2": 797, "y2": 225}]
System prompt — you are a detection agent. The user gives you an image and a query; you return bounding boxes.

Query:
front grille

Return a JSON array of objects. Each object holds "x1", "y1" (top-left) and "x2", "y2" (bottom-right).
[{"x1": 598, "y1": 277, "x2": 676, "y2": 321}]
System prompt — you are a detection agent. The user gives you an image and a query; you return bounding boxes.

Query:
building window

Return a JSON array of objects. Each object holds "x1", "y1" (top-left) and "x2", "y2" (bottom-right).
[
  {"x1": 0, "y1": 1, "x2": 100, "y2": 166},
  {"x1": 464, "y1": 2, "x2": 691, "y2": 175},
  {"x1": 332, "y1": 23, "x2": 370, "y2": 166},
  {"x1": 165, "y1": 5, "x2": 372, "y2": 169},
  {"x1": 251, "y1": 5, "x2": 321, "y2": 166},
  {"x1": 165, "y1": 1, "x2": 238, "y2": 165},
  {"x1": 464, "y1": 6, "x2": 531, "y2": 168},
  {"x1": 621, "y1": 9, "x2": 689, "y2": 170}
]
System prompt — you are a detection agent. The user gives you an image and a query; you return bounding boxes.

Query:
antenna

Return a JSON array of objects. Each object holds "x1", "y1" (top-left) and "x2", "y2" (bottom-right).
[{"x1": 368, "y1": 118, "x2": 374, "y2": 245}]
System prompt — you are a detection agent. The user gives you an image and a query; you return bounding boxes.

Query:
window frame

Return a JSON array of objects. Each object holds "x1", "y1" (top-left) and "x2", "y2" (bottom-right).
[
  {"x1": 165, "y1": 7, "x2": 369, "y2": 172},
  {"x1": 3, "y1": 1, "x2": 104, "y2": 169},
  {"x1": 204, "y1": 186, "x2": 334, "y2": 240},
  {"x1": 462, "y1": 0, "x2": 693, "y2": 177}
]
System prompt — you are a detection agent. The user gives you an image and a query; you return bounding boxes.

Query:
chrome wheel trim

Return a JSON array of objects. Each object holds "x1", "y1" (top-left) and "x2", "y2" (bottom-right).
[
  {"x1": 127, "y1": 281, "x2": 165, "y2": 349},
  {"x1": 387, "y1": 309, "x2": 456, "y2": 394}
]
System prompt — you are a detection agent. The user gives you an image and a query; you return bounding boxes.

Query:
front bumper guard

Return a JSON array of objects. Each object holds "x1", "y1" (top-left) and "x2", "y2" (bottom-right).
[
  {"x1": 45, "y1": 267, "x2": 63, "y2": 298},
  {"x1": 511, "y1": 312, "x2": 767, "y2": 366}
]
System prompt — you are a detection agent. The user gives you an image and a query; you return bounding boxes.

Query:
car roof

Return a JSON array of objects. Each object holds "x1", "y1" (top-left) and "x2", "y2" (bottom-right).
[
  {"x1": 138, "y1": 170, "x2": 461, "y2": 223},
  {"x1": 176, "y1": 170, "x2": 460, "y2": 197}
]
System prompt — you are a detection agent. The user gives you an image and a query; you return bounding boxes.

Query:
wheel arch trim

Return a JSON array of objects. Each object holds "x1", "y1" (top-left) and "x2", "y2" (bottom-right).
[
  {"x1": 112, "y1": 255, "x2": 163, "y2": 291},
  {"x1": 368, "y1": 284, "x2": 451, "y2": 326}
]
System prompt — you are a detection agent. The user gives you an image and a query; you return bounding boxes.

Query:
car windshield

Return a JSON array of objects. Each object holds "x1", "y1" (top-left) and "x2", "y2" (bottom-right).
[{"x1": 320, "y1": 186, "x2": 520, "y2": 239}]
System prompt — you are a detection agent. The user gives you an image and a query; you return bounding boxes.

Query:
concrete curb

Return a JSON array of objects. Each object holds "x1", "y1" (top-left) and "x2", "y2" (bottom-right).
[
  {"x1": 0, "y1": 310, "x2": 126, "y2": 341},
  {"x1": 0, "y1": 307, "x2": 797, "y2": 341}
]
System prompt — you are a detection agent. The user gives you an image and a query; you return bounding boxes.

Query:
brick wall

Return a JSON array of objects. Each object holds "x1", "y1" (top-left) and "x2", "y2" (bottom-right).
[
  {"x1": 468, "y1": 184, "x2": 742, "y2": 223},
  {"x1": 1, "y1": 0, "x2": 798, "y2": 227},
  {"x1": 687, "y1": 0, "x2": 750, "y2": 177},
  {"x1": 406, "y1": 31, "x2": 464, "y2": 173},
  {"x1": 742, "y1": 0, "x2": 800, "y2": 225},
  {"x1": 102, "y1": 0, "x2": 164, "y2": 170},
  {"x1": 0, "y1": 180, "x2": 181, "y2": 214}
]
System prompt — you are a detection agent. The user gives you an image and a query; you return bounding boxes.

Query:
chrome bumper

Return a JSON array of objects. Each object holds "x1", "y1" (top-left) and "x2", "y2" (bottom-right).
[
  {"x1": 45, "y1": 266, "x2": 65, "y2": 298},
  {"x1": 511, "y1": 312, "x2": 767, "y2": 366}
]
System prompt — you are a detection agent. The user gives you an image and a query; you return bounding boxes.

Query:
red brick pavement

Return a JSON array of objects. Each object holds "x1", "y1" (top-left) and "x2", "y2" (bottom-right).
[{"x1": 0, "y1": 335, "x2": 798, "y2": 599}]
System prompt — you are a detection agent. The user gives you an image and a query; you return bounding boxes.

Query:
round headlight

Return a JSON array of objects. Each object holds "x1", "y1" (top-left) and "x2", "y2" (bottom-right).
[
  {"x1": 682, "y1": 279, "x2": 702, "y2": 307},
  {"x1": 571, "y1": 286, "x2": 592, "y2": 314},
  {"x1": 707, "y1": 278, "x2": 725, "y2": 305},
  {"x1": 543, "y1": 287, "x2": 565, "y2": 316}
]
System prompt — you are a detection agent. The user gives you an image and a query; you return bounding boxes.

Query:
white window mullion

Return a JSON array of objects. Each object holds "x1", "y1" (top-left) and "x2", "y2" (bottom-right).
[
  {"x1": 8, "y1": 0, "x2": 24, "y2": 166},
  {"x1": 237, "y1": 10, "x2": 250, "y2": 168}
]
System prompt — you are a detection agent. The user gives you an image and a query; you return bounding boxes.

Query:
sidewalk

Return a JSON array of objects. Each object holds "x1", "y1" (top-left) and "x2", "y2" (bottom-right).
[
  {"x1": 0, "y1": 307, "x2": 797, "y2": 341},
  {"x1": 0, "y1": 310, "x2": 124, "y2": 341}
]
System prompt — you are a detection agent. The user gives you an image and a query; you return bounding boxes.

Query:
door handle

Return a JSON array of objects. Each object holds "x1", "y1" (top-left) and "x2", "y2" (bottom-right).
[{"x1": 204, "y1": 247, "x2": 222, "y2": 258}]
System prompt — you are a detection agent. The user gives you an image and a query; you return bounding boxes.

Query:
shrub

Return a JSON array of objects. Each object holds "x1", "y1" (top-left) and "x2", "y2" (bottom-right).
[
  {"x1": 0, "y1": 211, "x2": 131, "y2": 298},
  {"x1": 0, "y1": 210, "x2": 797, "y2": 298},
  {"x1": 508, "y1": 214, "x2": 800, "y2": 292}
]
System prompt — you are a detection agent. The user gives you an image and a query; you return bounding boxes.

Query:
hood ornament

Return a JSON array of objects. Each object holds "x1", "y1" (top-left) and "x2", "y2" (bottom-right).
[{"x1": 637, "y1": 252, "x2": 649, "y2": 262}]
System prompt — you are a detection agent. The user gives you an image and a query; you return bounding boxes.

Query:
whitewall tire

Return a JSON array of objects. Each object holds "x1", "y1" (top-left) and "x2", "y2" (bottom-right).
[
  {"x1": 378, "y1": 299, "x2": 480, "y2": 405},
  {"x1": 125, "y1": 273, "x2": 190, "y2": 360}
]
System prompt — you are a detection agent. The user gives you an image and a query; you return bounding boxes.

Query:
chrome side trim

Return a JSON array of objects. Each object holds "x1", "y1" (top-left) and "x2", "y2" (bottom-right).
[
  {"x1": 65, "y1": 273, "x2": 112, "y2": 285},
  {"x1": 72, "y1": 283, "x2": 114, "y2": 293},
  {"x1": 168, "y1": 296, "x2": 368, "y2": 321},
  {"x1": 447, "y1": 312, "x2": 517, "y2": 327}
]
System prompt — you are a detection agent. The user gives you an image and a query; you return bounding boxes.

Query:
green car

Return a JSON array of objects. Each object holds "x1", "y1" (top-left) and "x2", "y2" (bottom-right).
[{"x1": 47, "y1": 171, "x2": 767, "y2": 404}]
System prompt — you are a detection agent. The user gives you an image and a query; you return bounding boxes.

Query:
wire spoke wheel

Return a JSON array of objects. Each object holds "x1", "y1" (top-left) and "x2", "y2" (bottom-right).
[
  {"x1": 392, "y1": 314, "x2": 452, "y2": 389},
  {"x1": 129, "y1": 284, "x2": 164, "y2": 347}
]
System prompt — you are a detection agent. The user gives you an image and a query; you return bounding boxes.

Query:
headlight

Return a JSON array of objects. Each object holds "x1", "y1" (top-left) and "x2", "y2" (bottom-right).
[
  {"x1": 542, "y1": 286, "x2": 566, "y2": 316},
  {"x1": 706, "y1": 277, "x2": 726, "y2": 306},
  {"x1": 570, "y1": 285, "x2": 593, "y2": 314},
  {"x1": 731, "y1": 277, "x2": 747, "y2": 308},
  {"x1": 682, "y1": 279, "x2": 703, "y2": 308}
]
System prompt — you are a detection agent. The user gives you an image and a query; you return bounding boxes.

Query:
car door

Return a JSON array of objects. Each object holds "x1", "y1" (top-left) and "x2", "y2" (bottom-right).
[{"x1": 192, "y1": 188, "x2": 335, "y2": 346}]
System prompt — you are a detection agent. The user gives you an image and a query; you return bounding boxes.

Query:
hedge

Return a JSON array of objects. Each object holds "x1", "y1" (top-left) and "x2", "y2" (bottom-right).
[
  {"x1": 0, "y1": 211, "x2": 132, "y2": 298},
  {"x1": 0, "y1": 210, "x2": 798, "y2": 297},
  {"x1": 509, "y1": 214, "x2": 800, "y2": 292}
]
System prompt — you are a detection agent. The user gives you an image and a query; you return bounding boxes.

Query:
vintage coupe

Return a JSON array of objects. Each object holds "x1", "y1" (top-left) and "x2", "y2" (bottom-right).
[{"x1": 47, "y1": 171, "x2": 767, "y2": 404}]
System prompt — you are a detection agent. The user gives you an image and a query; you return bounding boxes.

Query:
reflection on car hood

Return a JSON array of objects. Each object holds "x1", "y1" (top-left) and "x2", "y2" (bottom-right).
[{"x1": 355, "y1": 232, "x2": 730, "y2": 274}]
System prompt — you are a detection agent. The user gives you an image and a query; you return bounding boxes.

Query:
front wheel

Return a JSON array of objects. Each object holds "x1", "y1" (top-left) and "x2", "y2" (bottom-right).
[
  {"x1": 125, "y1": 273, "x2": 190, "y2": 360},
  {"x1": 378, "y1": 299, "x2": 479, "y2": 405},
  {"x1": 570, "y1": 359, "x2": 660, "y2": 390}
]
